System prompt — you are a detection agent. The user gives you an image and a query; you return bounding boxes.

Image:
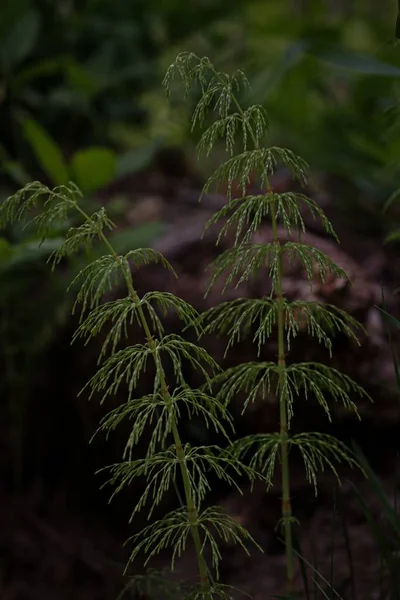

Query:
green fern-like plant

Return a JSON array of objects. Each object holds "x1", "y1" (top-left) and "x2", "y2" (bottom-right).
[
  {"x1": 163, "y1": 52, "x2": 372, "y2": 596},
  {"x1": 0, "y1": 182, "x2": 265, "y2": 600},
  {"x1": 0, "y1": 52, "x2": 373, "y2": 600}
]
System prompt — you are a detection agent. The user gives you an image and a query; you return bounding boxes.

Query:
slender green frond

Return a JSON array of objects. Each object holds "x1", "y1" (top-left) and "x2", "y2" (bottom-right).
[
  {"x1": 142, "y1": 291, "x2": 201, "y2": 333},
  {"x1": 70, "y1": 248, "x2": 176, "y2": 317},
  {"x1": 72, "y1": 297, "x2": 162, "y2": 359},
  {"x1": 185, "y1": 581, "x2": 247, "y2": 600},
  {"x1": 103, "y1": 445, "x2": 265, "y2": 518},
  {"x1": 92, "y1": 391, "x2": 167, "y2": 458},
  {"x1": 206, "y1": 242, "x2": 278, "y2": 295},
  {"x1": 286, "y1": 363, "x2": 369, "y2": 421},
  {"x1": 198, "y1": 105, "x2": 268, "y2": 157},
  {"x1": 94, "y1": 386, "x2": 234, "y2": 459},
  {"x1": 33, "y1": 191, "x2": 78, "y2": 238},
  {"x1": 0, "y1": 181, "x2": 81, "y2": 229},
  {"x1": 169, "y1": 386, "x2": 234, "y2": 441},
  {"x1": 125, "y1": 248, "x2": 177, "y2": 276},
  {"x1": 276, "y1": 514, "x2": 300, "y2": 532},
  {"x1": 229, "y1": 431, "x2": 360, "y2": 496},
  {"x1": 203, "y1": 191, "x2": 337, "y2": 246},
  {"x1": 49, "y1": 207, "x2": 115, "y2": 267},
  {"x1": 82, "y1": 341, "x2": 154, "y2": 403},
  {"x1": 126, "y1": 504, "x2": 260, "y2": 576},
  {"x1": 283, "y1": 242, "x2": 349, "y2": 285},
  {"x1": 125, "y1": 574, "x2": 245, "y2": 600},
  {"x1": 198, "y1": 298, "x2": 278, "y2": 356},
  {"x1": 69, "y1": 255, "x2": 125, "y2": 315},
  {"x1": 290, "y1": 432, "x2": 359, "y2": 494},
  {"x1": 206, "y1": 241, "x2": 349, "y2": 295},
  {"x1": 122, "y1": 568, "x2": 189, "y2": 600},
  {"x1": 104, "y1": 448, "x2": 183, "y2": 518},
  {"x1": 209, "y1": 361, "x2": 368, "y2": 424},
  {"x1": 73, "y1": 292, "x2": 201, "y2": 359},
  {"x1": 83, "y1": 335, "x2": 220, "y2": 403},
  {"x1": 197, "y1": 506, "x2": 263, "y2": 578},
  {"x1": 202, "y1": 148, "x2": 309, "y2": 201},
  {"x1": 227, "y1": 433, "x2": 281, "y2": 485},
  {"x1": 198, "y1": 298, "x2": 363, "y2": 357},
  {"x1": 191, "y1": 77, "x2": 233, "y2": 127},
  {"x1": 162, "y1": 52, "x2": 214, "y2": 98},
  {"x1": 209, "y1": 362, "x2": 278, "y2": 410},
  {"x1": 154, "y1": 334, "x2": 221, "y2": 390},
  {"x1": 162, "y1": 52, "x2": 250, "y2": 119},
  {"x1": 126, "y1": 507, "x2": 193, "y2": 571},
  {"x1": 284, "y1": 301, "x2": 364, "y2": 354}
]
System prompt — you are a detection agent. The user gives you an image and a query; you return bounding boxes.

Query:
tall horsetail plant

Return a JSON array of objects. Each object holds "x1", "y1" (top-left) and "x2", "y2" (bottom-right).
[
  {"x1": 163, "y1": 52, "x2": 372, "y2": 596},
  {"x1": 0, "y1": 183, "x2": 266, "y2": 599}
]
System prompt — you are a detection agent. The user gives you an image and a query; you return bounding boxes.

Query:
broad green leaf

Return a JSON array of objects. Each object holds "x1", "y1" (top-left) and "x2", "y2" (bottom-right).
[
  {"x1": 14, "y1": 57, "x2": 64, "y2": 86},
  {"x1": 313, "y1": 46, "x2": 400, "y2": 77},
  {"x1": 9, "y1": 238, "x2": 65, "y2": 268},
  {"x1": 107, "y1": 222, "x2": 165, "y2": 254},
  {"x1": 23, "y1": 118, "x2": 69, "y2": 185},
  {"x1": 249, "y1": 41, "x2": 308, "y2": 102},
  {"x1": 0, "y1": 9, "x2": 40, "y2": 67},
  {"x1": 65, "y1": 60, "x2": 101, "y2": 97},
  {"x1": 70, "y1": 147, "x2": 116, "y2": 194},
  {"x1": 348, "y1": 133, "x2": 388, "y2": 164},
  {"x1": 0, "y1": 238, "x2": 65, "y2": 273},
  {"x1": 116, "y1": 142, "x2": 160, "y2": 177},
  {"x1": 0, "y1": 160, "x2": 30, "y2": 186}
]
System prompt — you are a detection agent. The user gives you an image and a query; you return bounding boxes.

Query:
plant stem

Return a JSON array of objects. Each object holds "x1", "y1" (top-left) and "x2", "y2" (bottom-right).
[
  {"x1": 205, "y1": 72, "x2": 296, "y2": 591},
  {"x1": 270, "y1": 203, "x2": 295, "y2": 595},
  {"x1": 75, "y1": 205, "x2": 211, "y2": 593}
]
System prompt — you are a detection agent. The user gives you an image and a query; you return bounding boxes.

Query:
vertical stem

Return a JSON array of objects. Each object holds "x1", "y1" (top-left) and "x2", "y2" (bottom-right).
[
  {"x1": 127, "y1": 281, "x2": 210, "y2": 593},
  {"x1": 76, "y1": 206, "x2": 210, "y2": 593},
  {"x1": 270, "y1": 202, "x2": 295, "y2": 595},
  {"x1": 209, "y1": 77, "x2": 296, "y2": 591}
]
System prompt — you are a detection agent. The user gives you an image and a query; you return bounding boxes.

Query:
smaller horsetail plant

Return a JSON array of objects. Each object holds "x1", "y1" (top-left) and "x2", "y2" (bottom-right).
[
  {"x1": 163, "y1": 52, "x2": 372, "y2": 596},
  {"x1": 0, "y1": 187, "x2": 265, "y2": 598}
]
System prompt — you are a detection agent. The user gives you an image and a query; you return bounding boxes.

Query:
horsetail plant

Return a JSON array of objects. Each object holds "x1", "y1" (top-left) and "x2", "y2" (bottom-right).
[
  {"x1": 0, "y1": 182, "x2": 265, "y2": 600},
  {"x1": 0, "y1": 52, "x2": 373, "y2": 600},
  {"x1": 163, "y1": 52, "x2": 372, "y2": 596}
]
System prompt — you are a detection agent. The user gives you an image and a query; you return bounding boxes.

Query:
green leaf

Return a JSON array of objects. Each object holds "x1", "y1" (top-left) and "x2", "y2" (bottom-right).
[
  {"x1": 0, "y1": 237, "x2": 13, "y2": 262},
  {"x1": 313, "y1": 47, "x2": 400, "y2": 77},
  {"x1": 377, "y1": 306, "x2": 400, "y2": 332},
  {"x1": 23, "y1": 118, "x2": 69, "y2": 185},
  {"x1": 14, "y1": 57, "x2": 65, "y2": 86},
  {"x1": 116, "y1": 142, "x2": 160, "y2": 178},
  {"x1": 0, "y1": 8, "x2": 40, "y2": 67},
  {"x1": 249, "y1": 41, "x2": 308, "y2": 102},
  {"x1": 65, "y1": 59, "x2": 101, "y2": 97},
  {"x1": 107, "y1": 222, "x2": 165, "y2": 255},
  {"x1": 384, "y1": 229, "x2": 400, "y2": 244},
  {"x1": 70, "y1": 147, "x2": 116, "y2": 194},
  {"x1": 0, "y1": 238, "x2": 65, "y2": 273},
  {"x1": 0, "y1": 160, "x2": 30, "y2": 186}
]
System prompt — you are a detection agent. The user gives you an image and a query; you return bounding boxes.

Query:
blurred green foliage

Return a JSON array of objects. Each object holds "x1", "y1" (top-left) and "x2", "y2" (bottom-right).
[
  {"x1": 0, "y1": 0, "x2": 238, "y2": 184},
  {"x1": 2, "y1": 0, "x2": 400, "y2": 201}
]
